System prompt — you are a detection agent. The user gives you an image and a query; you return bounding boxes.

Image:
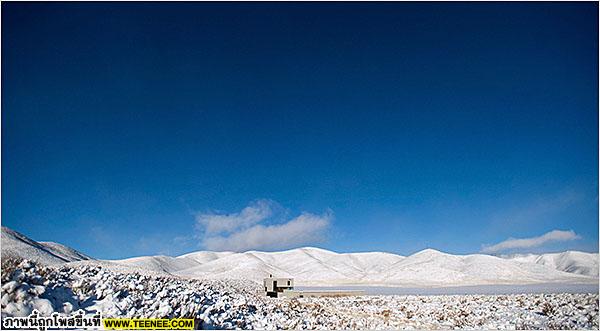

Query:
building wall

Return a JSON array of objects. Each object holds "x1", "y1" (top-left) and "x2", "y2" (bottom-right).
[{"x1": 263, "y1": 278, "x2": 294, "y2": 293}]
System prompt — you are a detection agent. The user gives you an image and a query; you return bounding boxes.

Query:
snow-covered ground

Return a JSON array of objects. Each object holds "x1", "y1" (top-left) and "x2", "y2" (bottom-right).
[{"x1": 1, "y1": 259, "x2": 598, "y2": 329}]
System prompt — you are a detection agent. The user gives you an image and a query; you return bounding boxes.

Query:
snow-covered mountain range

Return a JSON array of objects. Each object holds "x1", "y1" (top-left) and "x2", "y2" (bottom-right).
[
  {"x1": 2, "y1": 226, "x2": 598, "y2": 287},
  {"x1": 169, "y1": 248, "x2": 597, "y2": 286}
]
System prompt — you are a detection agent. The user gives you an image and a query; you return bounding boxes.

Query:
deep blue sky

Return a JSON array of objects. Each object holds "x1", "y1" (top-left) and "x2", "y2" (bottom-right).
[{"x1": 2, "y1": 2, "x2": 598, "y2": 259}]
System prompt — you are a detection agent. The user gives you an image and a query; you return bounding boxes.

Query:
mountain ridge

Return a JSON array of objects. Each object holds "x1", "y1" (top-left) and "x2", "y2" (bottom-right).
[
  {"x1": 1, "y1": 226, "x2": 597, "y2": 287},
  {"x1": 1, "y1": 226, "x2": 92, "y2": 265}
]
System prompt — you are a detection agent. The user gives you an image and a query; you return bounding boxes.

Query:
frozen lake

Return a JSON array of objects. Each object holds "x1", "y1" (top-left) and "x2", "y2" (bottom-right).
[{"x1": 297, "y1": 283, "x2": 599, "y2": 296}]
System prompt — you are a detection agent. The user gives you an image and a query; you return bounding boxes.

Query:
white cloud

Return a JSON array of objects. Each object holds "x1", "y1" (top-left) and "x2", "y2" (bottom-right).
[
  {"x1": 481, "y1": 229, "x2": 581, "y2": 254},
  {"x1": 196, "y1": 200, "x2": 332, "y2": 252},
  {"x1": 196, "y1": 199, "x2": 273, "y2": 235}
]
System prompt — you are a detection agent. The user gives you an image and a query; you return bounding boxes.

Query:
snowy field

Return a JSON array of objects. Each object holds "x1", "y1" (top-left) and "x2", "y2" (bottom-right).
[
  {"x1": 1, "y1": 259, "x2": 598, "y2": 330},
  {"x1": 297, "y1": 283, "x2": 599, "y2": 296}
]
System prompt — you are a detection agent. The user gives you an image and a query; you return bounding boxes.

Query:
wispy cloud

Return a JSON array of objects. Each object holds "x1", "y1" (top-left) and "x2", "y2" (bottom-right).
[
  {"x1": 203, "y1": 212, "x2": 332, "y2": 251},
  {"x1": 196, "y1": 200, "x2": 332, "y2": 252},
  {"x1": 481, "y1": 229, "x2": 581, "y2": 254},
  {"x1": 196, "y1": 199, "x2": 274, "y2": 235}
]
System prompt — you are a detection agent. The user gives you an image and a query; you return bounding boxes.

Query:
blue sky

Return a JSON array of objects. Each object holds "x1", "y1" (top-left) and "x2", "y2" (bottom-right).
[{"x1": 2, "y1": 3, "x2": 598, "y2": 259}]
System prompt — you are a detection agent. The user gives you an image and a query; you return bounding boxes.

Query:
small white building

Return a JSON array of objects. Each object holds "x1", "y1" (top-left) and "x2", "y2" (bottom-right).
[{"x1": 263, "y1": 275, "x2": 294, "y2": 298}]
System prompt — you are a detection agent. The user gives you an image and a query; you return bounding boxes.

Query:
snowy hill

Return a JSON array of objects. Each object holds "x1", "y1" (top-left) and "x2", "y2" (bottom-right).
[
  {"x1": 173, "y1": 247, "x2": 407, "y2": 285},
  {"x1": 110, "y1": 252, "x2": 234, "y2": 274},
  {"x1": 503, "y1": 251, "x2": 599, "y2": 277},
  {"x1": 364, "y1": 249, "x2": 595, "y2": 287},
  {"x1": 1, "y1": 227, "x2": 91, "y2": 265}
]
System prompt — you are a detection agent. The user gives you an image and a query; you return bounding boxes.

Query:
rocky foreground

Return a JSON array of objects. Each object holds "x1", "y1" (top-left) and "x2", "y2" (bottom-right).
[{"x1": 1, "y1": 259, "x2": 598, "y2": 329}]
